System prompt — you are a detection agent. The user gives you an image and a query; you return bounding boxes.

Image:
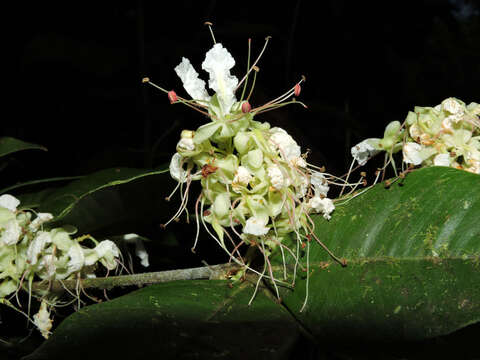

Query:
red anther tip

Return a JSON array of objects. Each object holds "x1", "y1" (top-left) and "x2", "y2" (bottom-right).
[
  {"x1": 241, "y1": 101, "x2": 252, "y2": 113},
  {"x1": 168, "y1": 90, "x2": 178, "y2": 104},
  {"x1": 294, "y1": 83, "x2": 301, "y2": 97}
]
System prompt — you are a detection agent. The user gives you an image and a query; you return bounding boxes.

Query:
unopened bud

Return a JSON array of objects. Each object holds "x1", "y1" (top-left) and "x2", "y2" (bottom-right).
[
  {"x1": 294, "y1": 83, "x2": 301, "y2": 97},
  {"x1": 168, "y1": 90, "x2": 177, "y2": 104},
  {"x1": 241, "y1": 101, "x2": 251, "y2": 113}
]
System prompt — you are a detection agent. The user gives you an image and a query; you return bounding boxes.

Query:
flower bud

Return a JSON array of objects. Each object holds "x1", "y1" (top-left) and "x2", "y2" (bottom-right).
[
  {"x1": 168, "y1": 90, "x2": 178, "y2": 104},
  {"x1": 241, "y1": 101, "x2": 251, "y2": 113},
  {"x1": 294, "y1": 83, "x2": 301, "y2": 97}
]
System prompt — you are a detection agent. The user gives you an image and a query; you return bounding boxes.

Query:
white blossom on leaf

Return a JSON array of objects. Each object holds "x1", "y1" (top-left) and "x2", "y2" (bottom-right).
[
  {"x1": 402, "y1": 142, "x2": 424, "y2": 165},
  {"x1": 308, "y1": 196, "x2": 335, "y2": 220}
]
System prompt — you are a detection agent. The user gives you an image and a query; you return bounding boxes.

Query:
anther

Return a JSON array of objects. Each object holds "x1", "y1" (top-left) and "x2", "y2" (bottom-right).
[
  {"x1": 168, "y1": 90, "x2": 178, "y2": 104},
  {"x1": 241, "y1": 101, "x2": 251, "y2": 113},
  {"x1": 294, "y1": 83, "x2": 301, "y2": 97},
  {"x1": 142, "y1": 77, "x2": 150, "y2": 83},
  {"x1": 252, "y1": 65, "x2": 260, "y2": 72}
]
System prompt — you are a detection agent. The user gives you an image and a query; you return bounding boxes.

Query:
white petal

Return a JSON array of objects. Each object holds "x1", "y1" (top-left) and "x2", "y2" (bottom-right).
[
  {"x1": 27, "y1": 231, "x2": 52, "y2": 265},
  {"x1": 1, "y1": 219, "x2": 21, "y2": 245},
  {"x1": 33, "y1": 301, "x2": 52, "y2": 339},
  {"x1": 267, "y1": 165, "x2": 285, "y2": 190},
  {"x1": 233, "y1": 166, "x2": 252, "y2": 186},
  {"x1": 201, "y1": 43, "x2": 238, "y2": 114},
  {"x1": 310, "y1": 172, "x2": 330, "y2": 197},
  {"x1": 402, "y1": 142, "x2": 423, "y2": 165},
  {"x1": 95, "y1": 240, "x2": 120, "y2": 258},
  {"x1": 169, "y1": 153, "x2": 188, "y2": 183},
  {"x1": 176, "y1": 137, "x2": 195, "y2": 152},
  {"x1": 243, "y1": 217, "x2": 269, "y2": 236},
  {"x1": 308, "y1": 196, "x2": 335, "y2": 220},
  {"x1": 67, "y1": 243, "x2": 85, "y2": 273},
  {"x1": 0, "y1": 194, "x2": 20, "y2": 212},
  {"x1": 351, "y1": 139, "x2": 380, "y2": 166},
  {"x1": 269, "y1": 127, "x2": 302, "y2": 162},
  {"x1": 174, "y1": 57, "x2": 210, "y2": 102},
  {"x1": 29, "y1": 213, "x2": 54, "y2": 231},
  {"x1": 442, "y1": 98, "x2": 463, "y2": 114},
  {"x1": 39, "y1": 254, "x2": 57, "y2": 278},
  {"x1": 433, "y1": 153, "x2": 451, "y2": 167}
]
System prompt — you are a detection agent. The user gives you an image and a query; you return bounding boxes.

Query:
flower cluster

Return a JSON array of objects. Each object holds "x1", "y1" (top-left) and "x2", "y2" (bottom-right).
[
  {"x1": 0, "y1": 194, "x2": 121, "y2": 336},
  {"x1": 352, "y1": 98, "x2": 480, "y2": 173},
  {"x1": 146, "y1": 32, "x2": 342, "y2": 289}
]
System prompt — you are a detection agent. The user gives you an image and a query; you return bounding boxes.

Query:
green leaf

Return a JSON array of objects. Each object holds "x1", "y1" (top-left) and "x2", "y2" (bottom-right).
[
  {"x1": 25, "y1": 167, "x2": 170, "y2": 235},
  {"x1": 278, "y1": 166, "x2": 480, "y2": 341},
  {"x1": 24, "y1": 280, "x2": 298, "y2": 360},
  {"x1": 0, "y1": 137, "x2": 46, "y2": 158}
]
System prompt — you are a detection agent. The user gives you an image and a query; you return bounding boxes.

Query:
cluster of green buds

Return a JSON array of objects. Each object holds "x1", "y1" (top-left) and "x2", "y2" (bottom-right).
[
  {"x1": 144, "y1": 24, "x2": 343, "y2": 290},
  {"x1": 0, "y1": 194, "x2": 121, "y2": 337},
  {"x1": 352, "y1": 98, "x2": 480, "y2": 173}
]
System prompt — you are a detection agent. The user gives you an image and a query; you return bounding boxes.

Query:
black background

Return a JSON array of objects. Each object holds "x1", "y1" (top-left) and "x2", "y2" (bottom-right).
[{"x1": 2, "y1": 1, "x2": 480, "y2": 358}]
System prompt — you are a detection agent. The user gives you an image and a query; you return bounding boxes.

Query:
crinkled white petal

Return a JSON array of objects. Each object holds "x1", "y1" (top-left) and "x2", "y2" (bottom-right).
[
  {"x1": 1, "y1": 219, "x2": 21, "y2": 245},
  {"x1": 403, "y1": 142, "x2": 424, "y2": 165},
  {"x1": 308, "y1": 196, "x2": 335, "y2": 220},
  {"x1": 290, "y1": 156, "x2": 307, "y2": 168},
  {"x1": 29, "y1": 213, "x2": 54, "y2": 232},
  {"x1": 351, "y1": 139, "x2": 380, "y2": 166},
  {"x1": 233, "y1": 166, "x2": 252, "y2": 186},
  {"x1": 67, "y1": 242, "x2": 85, "y2": 274},
  {"x1": 122, "y1": 233, "x2": 149, "y2": 267},
  {"x1": 267, "y1": 165, "x2": 285, "y2": 190},
  {"x1": 39, "y1": 254, "x2": 57, "y2": 278},
  {"x1": 269, "y1": 127, "x2": 302, "y2": 162},
  {"x1": 33, "y1": 301, "x2": 52, "y2": 339},
  {"x1": 201, "y1": 43, "x2": 238, "y2": 115},
  {"x1": 27, "y1": 231, "x2": 52, "y2": 265},
  {"x1": 0, "y1": 194, "x2": 20, "y2": 212},
  {"x1": 442, "y1": 98, "x2": 464, "y2": 114},
  {"x1": 95, "y1": 240, "x2": 120, "y2": 258},
  {"x1": 433, "y1": 153, "x2": 451, "y2": 167},
  {"x1": 169, "y1": 153, "x2": 188, "y2": 183},
  {"x1": 311, "y1": 172, "x2": 330, "y2": 197},
  {"x1": 174, "y1": 57, "x2": 210, "y2": 102},
  {"x1": 243, "y1": 217, "x2": 269, "y2": 236}
]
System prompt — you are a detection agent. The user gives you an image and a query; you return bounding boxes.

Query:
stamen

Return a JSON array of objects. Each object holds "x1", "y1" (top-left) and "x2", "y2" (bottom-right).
[
  {"x1": 239, "y1": 38, "x2": 252, "y2": 102},
  {"x1": 204, "y1": 21, "x2": 216, "y2": 44},
  {"x1": 236, "y1": 36, "x2": 272, "y2": 91}
]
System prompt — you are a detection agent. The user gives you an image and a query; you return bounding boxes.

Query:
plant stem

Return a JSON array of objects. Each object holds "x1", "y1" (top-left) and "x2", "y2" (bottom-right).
[{"x1": 33, "y1": 263, "x2": 240, "y2": 294}]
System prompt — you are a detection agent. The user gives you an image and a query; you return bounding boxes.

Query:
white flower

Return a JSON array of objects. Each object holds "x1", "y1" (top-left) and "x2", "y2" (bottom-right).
[
  {"x1": 1, "y1": 218, "x2": 21, "y2": 245},
  {"x1": 39, "y1": 254, "x2": 57, "y2": 278},
  {"x1": 243, "y1": 216, "x2": 269, "y2": 236},
  {"x1": 233, "y1": 166, "x2": 252, "y2": 188},
  {"x1": 27, "y1": 231, "x2": 52, "y2": 265},
  {"x1": 0, "y1": 194, "x2": 20, "y2": 212},
  {"x1": 351, "y1": 139, "x2": 380, "y2": 166},
  {"x1": 269, "y1": 127, "x2": 302, "y2": 163},
  {"x1": 308, "y1": 196, "x2": 335, "y2": 220},
  {"x1": 29, "y1": 213, "x2": 54, "y2": 232},
  {"x1": 201, "y1": 43, "x2": 238, "y2": 115},
  {"x1": 442, "y1": 98, "x2": 464, "y2": 115},
  {"x1": 310, "y1": 172, "x2": 329, "y2": 197},
  {"x1": 174, "y1": 57, "x2": 210, "y2": 103},
  {"x1": 169, "y1": 153, "x2": 188, "y2": 183},
  {"x1": 267, "y1": 165, "x2": 285, "y2": 190},
  {"x1": 402, "y1": 142, "x2": 423, "y2": 165},
  {"x1": 433, "y1": 153, "x2": 451, "y2": 167},
  {"x1": 95, "y1": 240, "x2": 120, "y2": 270},
  {"x1": 67, "y1": 242, "x2": 85, "y2": 274},
  {"x1": 33, "y1": 301, "x2": 52, "y2": 339}
]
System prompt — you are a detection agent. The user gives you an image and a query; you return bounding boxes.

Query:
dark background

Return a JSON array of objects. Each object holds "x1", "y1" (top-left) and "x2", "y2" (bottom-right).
[
  {"x1": 5, "y1": 0, "x2": 479, "y2": 185},
  {"x1": 1, "y1": 1, "x2": 480, "y2": 358}
]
